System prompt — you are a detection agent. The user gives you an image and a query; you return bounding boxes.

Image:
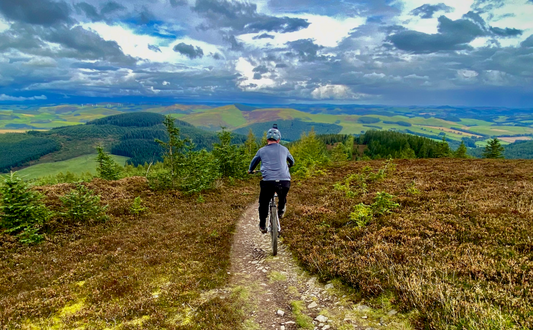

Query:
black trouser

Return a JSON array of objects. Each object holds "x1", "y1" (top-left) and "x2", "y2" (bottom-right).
[{"x1": 258, "y1": 180, "x2": 291, "y2": 229}]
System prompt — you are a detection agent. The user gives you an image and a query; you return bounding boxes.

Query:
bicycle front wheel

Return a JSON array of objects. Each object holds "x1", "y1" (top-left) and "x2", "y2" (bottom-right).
[{"x1": 270, "y1": 205, "x2": 278, "y2": 256}]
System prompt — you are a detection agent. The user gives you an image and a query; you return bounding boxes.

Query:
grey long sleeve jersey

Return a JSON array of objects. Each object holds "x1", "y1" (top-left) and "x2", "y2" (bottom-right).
[{"x1": 248, "y1": 143, "x2": 295, "y2": 181}]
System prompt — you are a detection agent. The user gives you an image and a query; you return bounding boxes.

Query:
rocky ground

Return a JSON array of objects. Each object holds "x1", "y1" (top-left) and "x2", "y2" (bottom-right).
[{"x1": 224, "y1": 204, "x2": 410, "y2": 330}]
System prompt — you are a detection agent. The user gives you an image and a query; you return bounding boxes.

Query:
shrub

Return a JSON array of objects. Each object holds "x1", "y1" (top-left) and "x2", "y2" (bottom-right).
[
  {"x1": 212, "y1": 128, "x2": 248, "y2": 179},
  {"x1": 60, "y1": 184, "x2": 108, "y2": 222},
  {"x1": 130, "y1": 196, "x2": 146, "y2": 216},
  {"x1": 371, "y1": 192, "x2": 399, "y2": 216},
  {"x1": 289, "y1": 128, "x2": 330, "y2": 178},
  {"x1": 0, "y1": 172, "x2": 51, "y2": 243},
  {"x1": 178, "y1": 150, "x2": 221, "y2": 194},
  {"x1": 349, "y1": 203, "x2": 372, "y2": 227}
]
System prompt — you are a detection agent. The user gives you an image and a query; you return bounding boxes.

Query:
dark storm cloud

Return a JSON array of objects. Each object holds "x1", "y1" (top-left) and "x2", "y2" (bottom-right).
[
  {"x1": 75, "y1": 2, "x2": 102, "y2": 21},
  {"x1": 43, "y1": 26, "x2": 136, "y2": 64},
  {"x1": 253, "y1": 33, "x2": 274, "y2": 40},
  {"x1": 0, "y1": 0, "x2": 72, "y2": 26},
  {"x1": 490, "y1": 27, "x2": 522, "y2": 37},
  {"x1": 253, "y1": 65, "x2": 269, "y2": 74},
  {"x1": 173, "y1": 42, "x2": 204, "y2": 59},
  {"x1": 148, "y1": 44, "x2": 162, "y2": 52},
  {"x1": 169, "y1": 0, "x2": 188, "y2": 7},
  {"x1": 410, "y1": 3, "x2": 453, "y2": 19},
  {"x1": 521, "y1": 35, "x2": 533, "y2": 48},
  {"x1": 389, "y1": 15, "x2": 486, "y2": 53},
  {"x1": 224, "y1": 35, "x2": 244, "y2": 50},
  {"x1": 192, "y1": 0, "x2": 309, "y2": 33},
  {"x1": 287, "y1": 39, "x2": 325, "y2": 62},
  {"x1": 0, "y1": 24, "x2": 45, "y2": 52},
  {"x1": 100, "y1": 1, "x2": 126, "y2": 15}
]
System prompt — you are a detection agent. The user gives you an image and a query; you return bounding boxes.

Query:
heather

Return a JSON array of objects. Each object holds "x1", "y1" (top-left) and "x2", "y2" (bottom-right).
[{"x1": 283, "y1": 158, "x2": 533, "y2": 329}]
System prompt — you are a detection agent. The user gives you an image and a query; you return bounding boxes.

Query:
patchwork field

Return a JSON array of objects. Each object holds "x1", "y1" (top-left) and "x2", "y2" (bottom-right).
[{"x1": 2, "y1": 104, "x2": 533, "y2": 145}]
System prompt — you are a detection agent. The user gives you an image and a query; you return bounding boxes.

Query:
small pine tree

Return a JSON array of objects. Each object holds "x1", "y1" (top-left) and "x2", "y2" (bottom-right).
[
  {"x1": 244, "y1": 129, "x2": 259, "y2": 157},
  {"x1": 155, "y1": 115, "x2": 192, "y2": 188},
  {"x1": 483, "y1": 138, "x2": 504, "y2": 159},
  {"x1": 260, "y1": 131, "x2": 268, "y2": 146},
  {"x1": 455, "y1": 141, "x2": 468, "y2": 158},
  {"x1": 213, "y1": 128, "x2": 247, "y2": 179},
  {"x1": 0, "y1": 173, "x2": 51, "y2": 243},
  {"x1": 96, "y1": 146, "x2": 122, "y2": 180},
  {"x1": 435, "y1": 136, "x2": 452, "y2": 158}
]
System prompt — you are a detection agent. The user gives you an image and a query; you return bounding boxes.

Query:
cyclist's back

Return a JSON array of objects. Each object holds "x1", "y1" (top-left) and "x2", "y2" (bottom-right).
[{"x1": 248, "y1": 125, "x2": 294, "y2": 233}]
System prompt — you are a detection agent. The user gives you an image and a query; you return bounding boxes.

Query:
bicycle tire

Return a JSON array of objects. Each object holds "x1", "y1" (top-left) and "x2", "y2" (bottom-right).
[{"x1": 270, "y1": 204, "x2": 278, "y2": 256}]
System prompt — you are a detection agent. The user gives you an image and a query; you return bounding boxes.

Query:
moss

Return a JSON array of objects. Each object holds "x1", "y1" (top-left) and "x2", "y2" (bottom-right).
[{"x1": 290, "y1": 300, "x2": 314, "y2": 329}]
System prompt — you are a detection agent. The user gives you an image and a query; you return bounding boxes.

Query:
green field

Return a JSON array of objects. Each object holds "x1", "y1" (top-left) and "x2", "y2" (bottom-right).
[{"x1": 13, "y1": 154, "x2": 129, "y2": 180}]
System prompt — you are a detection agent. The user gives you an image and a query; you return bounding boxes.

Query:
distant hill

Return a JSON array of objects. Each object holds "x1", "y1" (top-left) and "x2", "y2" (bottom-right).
[
  {"x1": 0, "y1": 112, "x2": 246, "y2": 171},
  {"x1": 233, "y1": 120, "x2": 342, "y2": 141}
]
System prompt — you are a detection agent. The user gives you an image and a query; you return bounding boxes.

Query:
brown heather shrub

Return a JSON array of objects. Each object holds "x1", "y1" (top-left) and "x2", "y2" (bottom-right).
[
  {"x1": 283, "y1": 159, "x2": 533, "y2": 330},
  {"x1": 0, "y1": 176, "x2": 258, "y2": 329}
]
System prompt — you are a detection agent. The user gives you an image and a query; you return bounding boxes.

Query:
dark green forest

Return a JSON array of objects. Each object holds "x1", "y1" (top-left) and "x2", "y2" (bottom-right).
[
  {"x1": 0, "y1": 137, "x2": 60, "y2": 172},
  {"x1": 0, "y1": 113, "x2": 247, "y2": 170}
]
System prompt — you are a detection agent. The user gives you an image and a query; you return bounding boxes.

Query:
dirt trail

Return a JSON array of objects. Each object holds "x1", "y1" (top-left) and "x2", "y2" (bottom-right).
[{"x1": 228, "y1": 204, "x2": 392, "y2": 330}]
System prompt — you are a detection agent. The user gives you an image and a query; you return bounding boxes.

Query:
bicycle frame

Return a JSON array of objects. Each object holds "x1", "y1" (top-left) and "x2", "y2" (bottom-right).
[{"x1": 268, "y1": 193, "x2": 279, "y2": 256}]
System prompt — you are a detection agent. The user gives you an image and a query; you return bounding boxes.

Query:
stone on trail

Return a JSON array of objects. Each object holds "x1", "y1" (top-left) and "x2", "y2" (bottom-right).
[
  {"x1": 277, "y1": 309, "x2": 285, "y2": 317},
  {"x1": 325, "y1": 283, "x2": 334, "y2": 289},
  {"x1": 308, "y1": 301, "x2": 318, "y2": 309},
  {"x1": 315, "y1": 315, "x2": 328, "y2": 323}
]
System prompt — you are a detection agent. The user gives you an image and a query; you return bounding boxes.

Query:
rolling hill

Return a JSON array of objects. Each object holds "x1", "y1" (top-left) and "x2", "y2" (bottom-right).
[{"x1": 0, "y1": 112, "x2": 246, "y2": 172}]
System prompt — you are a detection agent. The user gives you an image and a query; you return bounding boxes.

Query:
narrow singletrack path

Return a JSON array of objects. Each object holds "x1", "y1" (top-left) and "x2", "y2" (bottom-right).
[{"x1": 227, "y1": 204, "x2": 388, "y2": 330}]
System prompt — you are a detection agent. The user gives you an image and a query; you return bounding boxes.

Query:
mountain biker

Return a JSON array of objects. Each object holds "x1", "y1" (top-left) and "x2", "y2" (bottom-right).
[{"x1": 248, "y1": 125, "x2": 295, "y2": 234}]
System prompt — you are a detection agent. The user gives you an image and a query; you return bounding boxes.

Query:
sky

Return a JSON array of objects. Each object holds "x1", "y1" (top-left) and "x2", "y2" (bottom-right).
[{"x1": 0, "y1": 0, "x2": 532, "y2": 107}]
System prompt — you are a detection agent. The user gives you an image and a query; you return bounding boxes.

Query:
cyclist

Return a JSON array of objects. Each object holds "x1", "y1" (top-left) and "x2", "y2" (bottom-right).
[{"x1": 248, "y1": 125, "x2": 295, "y2": 234}]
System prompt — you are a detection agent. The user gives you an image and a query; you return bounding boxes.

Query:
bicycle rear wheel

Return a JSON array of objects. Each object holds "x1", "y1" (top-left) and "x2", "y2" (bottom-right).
[{"x1": 270, "y1": 204, "x2": 278, "y2": 256}]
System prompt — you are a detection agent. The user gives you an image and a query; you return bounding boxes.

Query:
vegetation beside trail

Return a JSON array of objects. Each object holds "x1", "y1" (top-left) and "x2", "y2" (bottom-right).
[
  {"x1": 283, "y1": 158, "x2": 533, "y2": 329},
  {"x1": 0, "y1": 177, "x2": 258, "y2": 328}
]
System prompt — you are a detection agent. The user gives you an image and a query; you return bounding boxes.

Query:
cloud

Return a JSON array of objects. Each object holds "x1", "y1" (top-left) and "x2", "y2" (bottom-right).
[
  {"x1": 490, "y1": 27, "x2": 522, "y2": 37},
  {"x1": 173, "y1": 42, "x2": 204, "y2": 59},
  {"x1": 0, "y1": 94, "x2": 47, "y2": 101},
  {"x1": 43, "y1": 25, "x2": 136, "y2": 64},
  {"x1": 410, "y1": 3, "x2": 453, "y2": 19},
  {"x1": 75, "y1": 2, "x2": 101, "y2": 21},
  {"x1": 521, "y1": 35, "x2": 533, "y2": 47},
  {"x1": 311, "y1": 84, "x2": 362, "y2": 99},
  {"x1": 253, "y1": 33, "x2": 274, "y2": 40},
  {"x1": 287, "y1": 38, "x2": 324, "y2": 62},
  {"x1": 148, "y1": 44, "x2": 162, "y2": 52},
  {"x1": 100, "y1": 1, "x2": 126, "y2": 15},
  {"x1": 389, "y1": 15, "x2": 486, "y2": 53},
  {"x1": 193, "y1": 0, "x2": 309, "y2": 33},
  {"x1": 0, "y1": 0, "x2": 71, "y2": 26}
]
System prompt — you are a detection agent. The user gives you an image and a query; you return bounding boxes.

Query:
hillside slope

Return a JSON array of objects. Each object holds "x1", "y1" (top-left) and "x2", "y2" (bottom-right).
[{"x1": 283, "y1": 158, "x2": 533, "y2": 329}]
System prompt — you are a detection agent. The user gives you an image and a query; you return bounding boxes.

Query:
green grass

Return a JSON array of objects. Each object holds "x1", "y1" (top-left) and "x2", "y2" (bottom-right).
[{"x1": 14, "y1": 154, "x2": 129, "y2": 180}]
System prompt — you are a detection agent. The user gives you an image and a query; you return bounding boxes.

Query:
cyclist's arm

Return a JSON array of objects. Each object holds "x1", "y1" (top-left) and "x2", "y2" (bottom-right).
[
  {"x1": 287, "y1": 151, "x2": 295, "y2": 168},
  {"x1": 248, "y1": 154, "x2": 261, "y2": 173}
]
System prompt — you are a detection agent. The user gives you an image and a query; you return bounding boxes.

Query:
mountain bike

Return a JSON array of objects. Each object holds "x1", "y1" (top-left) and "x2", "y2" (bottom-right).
[
  {"x1": 268, "y1": 192, "x2": 280, "y2": 256},
  {"x1": 249, "y1": 171, "x2": 281, "y2": 256}
]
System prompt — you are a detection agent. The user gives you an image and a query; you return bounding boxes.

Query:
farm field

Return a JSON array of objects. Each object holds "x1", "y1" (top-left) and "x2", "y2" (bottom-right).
[
  {"x1": 283, "y1": 158, "x2": 533, "y2": 329},
  {"x1": 13, "y1": 154, "x2": 129, "y2": 180}
]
